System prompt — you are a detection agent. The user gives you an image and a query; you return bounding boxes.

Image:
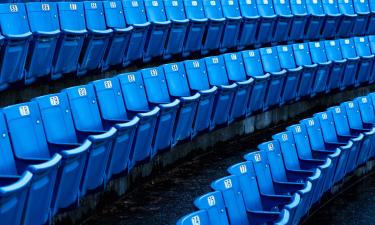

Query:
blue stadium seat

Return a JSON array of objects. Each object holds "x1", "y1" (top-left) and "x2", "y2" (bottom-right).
[
  {"x1": 324, "y1": 40, "x2": 346, "y2": 92},
  {"x1": 184, "y1": 59, "x2": 217, "y2": 134},
  {"x1": 163, "y1": 0, "x2": 189, "y2": 59},
  {"x1": 244, "y1": 151, "x2": 303, "y2": 225},
  {"x1": 102, "y1": 1, "x2": 133, "y2": 70},
  {"x1": 201, "y1": 0, "x2": 226, "y2": 54},
  {"x1": 259, "y1": 47, "x2": 287, "y2": 109},
  {"x1": 163, "y1": 62, "x2": 200, "y2": 144},
  {"x1": 276, "y1": 45, "x2": 302, "y2": 103},
  {"x1": 321, "y1": 0, "x2": 341, "y2": 38},
  {"x1": 227, "y1": 161, "x2": 291, "y2": 225},
  {"x1": 194, "y1": 191, "x2": 230, "y2": 225},
  {"x1": 353, "y1": 36, "x2": 375, "y2": 86},
  {"x1": 0, "y1": 110, "x2": 60, "y2": 225},
  {"x1": 25, "y1": 2, "x2": 60, "y2": 84},
  {"x1": 339, "y1": 38, "x2": 360, "y2": 89},
  {"x1": 256, "y1": 0, "x2": 277, "y2": 44},
  {"x1": 223, "y1": 52, "x2": 254, "y2": 122},
  {"x1": 122, "y1": 0, "x2": 150, "y2": 64},
  {"x1": 220, "y1": 0, "x2": 242, "y2": 51},
  {"x1": 53, "y1": 2, "x2": 87, "y2": 79},
  {"x1": 308, "y1": 41, "x2": 331, "y2": 96},
  {"x1": 367, "y1": 0, "x2": 375, "y2": 34},
  {"x1": 176, "y1": 210, "x2": 212, "y2": 225},
  {"x1": 92, "y1": 78, "x2": 140, "y2": 180},
  {"x1": 272, "y1": 0, "x2": 294, "y2": 42},
  {"x1": 259, "y1": 140, "x2": 315, "y2": 216},
  {"x1": 286, "y1": 124, "x2": 334, "y2": 195},
  {"x1": 3, "y1": 100, "x2": 87, "y2": 217},
  {"x1": 140, "y1": 67, "x2": 180, "y2": 151},
  {"x1": 242, "y1": 49, "x2": 270, "y2": 114},
  {"x1": 290, "y1": 0, "x2": 308, "y2": 41},
  {"x1": 292, "y1": 43, "x2": 316, "y2": 99},
  {"x1": 357, "y1": 94, "x2": 375, "y2": 159},
  {"x1": 300, "y1": 117, "x2": 348, "y2": 184},
  {"x1": 143, "y1": 0, "x2": 171, "y2": 61},
  {"x1": 352, "y1": 0, "x2": 370, "y2": 35},
  {"x1": 0, "y1": 3, "x2": 31, "y2": 90},
  {"x1": 368, "y1": 35, "x2": 375, "y2": 83},
  {"x1": 305, "y1": 0, "x2": 325, "y2": 39},
  {"x1": 78, "y1": 1, "x2": 112, "y2": 75},
  {"x1": 337, "y1": 0, "x2": 356, "y2": 37},
  {"x1": 62, "y1": 85, "x2": 117, "y2": 196},
  {"x1": 204, "y1": 56, "x2": 237, "y2": 128},
  {"x1": 182, "y1": 0, "x2": 208, "y2": 56},
  {"x1": 117, "y1": 72, "x2": 160, "y2": 169},
  {"x1": 341, "y1": 101, "x2": 375, "y2": 165},
  {"x1": 237, "y1": 0, "x2": 259, "y2": 48}
]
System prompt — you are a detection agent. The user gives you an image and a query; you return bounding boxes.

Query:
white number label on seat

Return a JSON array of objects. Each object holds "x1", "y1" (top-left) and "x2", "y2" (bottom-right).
[
  {"x1": 78, "y1": 88, "x2": 87, "y2": 97},
  {"x1": 110, "y1": 1, "x2": 117, "y2": 8},
  {"x1": 172, "y1": 1, "x2": 178, "y2": 6},
  {"x1": 104, "y1": 80, "x2": 112, "y2": 89},
  {"x1": 230, "y1": 54, "x2": 237, "y2": 60},
  {"x1": 268, "y1": 143, "x2": 274, "y2": 151},
  {"x1": 191, "y1": 215, "x2": 201, "y2": 225},
  {"x1": 207, "y1": 195, "x2": 216, "y2": 206},
  {"x1": 152, "y1": 1, "x2": 159, "y2": 7},
  {"x1": 132, "y1": 1, "x2": 139, "y2": 7},
  {"x1": 212, "y1": 57, "x2": 219, "y2": 64},
  {"x1": 240, "y1": 164, "x2": 247, "y2": 173},
  {"x1": 91, "y1": 2, "x2": 97, "y2": 9},
  {"x1": 224, "y1": 179, "x2": 232, "y2": 188},
  {"x1": 362, "y1": 97, "x2": 368, "y2": 103},
  {"x1": 193, "y1": 61, "x2": 200, "y2": 68},
  {"x1": 321, "y1": 113, "x2": 328, "y2": 120},
  {"x1": 192, "y1": 0, "x2": 198, "y2": 6},
  {"x1": 282, "y1": 134, "x2": 288, "y2": 141},
  {"x1": 19, "y1": 106, "x2": 30, "y2": 116},
  {"x1": 41, "y1": 4, "x2": 50, "y2": 11},
  {"x1": 171, "y1": 64, "x2": 179, "y2": 71},
  {"x1": 150, "y1": 69, "x2": 158, "y2": 76},
  {"x1": 50, "y1": 96, "x2": 60, "y2": 106},
  {"x1": 210, "y1": 0, "x2": 216, "y2": 5},
  {"x1": 254, "y1": 153, "x2": 262, "y2": 162},
  {"x1": 128, "y1": 74, "x2": 136, "y2": 82},
  {"x1": 69, "y1": 3, "x2": 77, "y2": 10},
  {"x1": 9, "y1": 4, "x2": 18, "y2": 12},
  {"x1": 295, "y1": 126, "x2": 302, "y2": 133},
  {"x1": 266, "y1": 48, "x2": 272, "y2": 54},
  {"x1": 308, "y1": 119, "x2": 315, "y2": 126}
]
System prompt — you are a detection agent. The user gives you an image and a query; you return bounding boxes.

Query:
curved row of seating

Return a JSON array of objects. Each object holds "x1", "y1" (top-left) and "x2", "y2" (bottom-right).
[
  {"x1": 177, "y1": 92, "x2": 375, "y2": 225},
  {"x1": 1, "y1": 34, "x2": 375, "y2": 225},
  {"x1": 1, "y1": 0, "x2": 375, "y2": 90}
]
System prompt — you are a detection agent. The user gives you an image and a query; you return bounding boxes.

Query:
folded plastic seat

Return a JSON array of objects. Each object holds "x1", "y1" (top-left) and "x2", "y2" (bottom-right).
[
  {"x1": 272, "y1": 0, "x2": 294, "y2": 42},
  {"x1": 117, "y1": 72, "x2": 160, "y2": 170},
  {"x1": 237, "y1": 0, "x2": 260, "y2": 48},
  {"x1": 193, "y1": 191, "x2": 231, "y2": 225},
  {"x1": 308, "y1": 41, "x2": 331, "y2": 96},
  {"x1": 321, "y1": 0, "x2": 341, "y2": 38},
  {"x1": 337, "y1": 0, "x2": 357, "y2": 36},
  {"x1": 324, "y1": 39, "x2": 346, "y2": 92},
  {"x1": 220, "y1": 0, "x2": 242, "y2": 52},
  {"x1": 176, "y1": 210, "x2": 214, "y2": 225},
  {"x1": 339, "y1": 38, "x2": 360, "y2": 89},
  {"x1": 289, "y1": 0, "x2": 308, "y2": 41},
  {"x1": 305, "y1": 0, "x2": 325, "y2": 40},
  {"x1": 256, "y1": 0, "x2": 279, "y2": 44},
  {"x1": 353, "y1": 36, "x2": 375, "y2": 86},
  {"x1": 92, "y1": 77, "x2": 140, "y2": 180},
  {"x1": 358, "y1": 94, "x2": 375, "y2": 160},
  {"x1": 352, "y1": 0, "x2": 371, "y2": 35}
]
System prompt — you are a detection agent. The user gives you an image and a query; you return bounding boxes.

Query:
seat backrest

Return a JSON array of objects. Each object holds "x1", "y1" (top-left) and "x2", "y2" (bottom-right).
[
  {"x1": 202, "y1": 0, "x2": 224, "y2": 19},
  {"x1": 273, "y1": 131, "x2": 302, "y2": 170},
  {"x1": 163, "y1": 62, "x2": 191, "y2": 97},
  {"x1": 277, "y1": 45, "x2": 297, "y2": 69},
  {"x1": 0, "y1": 3, "x2": 30, "y2": 36},
  {"x1": 26, "y1": 2, "x2": 60, "y2": 33},
  {"x1": 3, "y1": 102, "x2": 51, "y2": 159},
  {"x1": 300, "y1": 117, "x2": 327, "y2": 150},
  {"x1": 92, "y1": 78, "x2": 130, "y2": 122},
  {"x1": 339, "y1": 38, "x2": 358, "y2": 59},
  {"x1": 118, "y1": 72, "x2": 151, "y2": 112},
  {"x1": 184, "y1": 59, "x2": 211, "y2": 91},
  {"x1": 183, "y1": 0, "x2": 207, "y2": 19},
  {"x1": 223, "y1": 53, "x2": 247, "y2": 82},
  {"x1": 292, "y1": 43, "x2": 313, "y2": 66},
  {"x1": 356, "y1": 96, "x2": 375, "y2": 124},
  {"x1": 369, "y1": 35, "x2": 375, "y2": 54},
  {"x1": 228, "y1": 161, "x2": 265, "y2": 211},
  {"x1": 314, "y1": 111, "x2": 340, "y2": 143},
  {"x1": 327, "y1": 106, "x2": 352, "y2": 136},
  {"x1": 194, "y1": 191, "x2": 230, "y2": 225},
  {"x1": 244, "y1": 151, "x2": 276, "y2": 194},
  {"x1": 141, "y1": 67, "x2": 172, "y2": 104},
  {"x1": 273, "y1": 0, "x2": 292, "y2": 15},
  {"x1": 309, "y1": 41, "x2": 329, "y2": 64},
  {"x1": 260, "y1": 47, "x2": 282, "y2": 73},
  {"x1": 0, "y1": 111, "x2": 18, "y2": 176},
  {"x1": 354, "y1": 36, "x2": 373, "y2": 57},
  {"x1": 122, "y1": 0, "x2": 148, "y2": 24},
  {"x1": 258, "y1": 140, "x2": 289, "y2": 182},
  {"x1": 84, "y1": 1, "x2": 108, "y2": 31},
  {"x1": 238, "y1": 0, "x2": 260, "y2": 17},
  {"x1": 163, "y1": 0, "x2": 187, "y2": 20},
  {"x1": 257, "y1": 0, "x2": 276, "y2": 17},
  {"x1": 325, "y1": 39, "x2": 343, "y2": 61},
  {"x1": 287, "y1": 124, "x2": 314, "y2": 159},
  {"x1": 305, "y1": 0, "x2": 324, "y2": 14},
  {"x1": 34, "y1": 93, "x2": 79, "y2": 144},
  {"x1": 242, "y1": 49, "x2": 266, "y2": 77},
  {"x1": 177, "y1": 210, "x2": 212, "y2": 225},
  {"x1": 57, "y1": 2, "x2": 86, "y2": 32},
  {"x1": 211, "y1": 175, "x2": 250, "y2": 225},
  {"x1": 205, "y1": 56, "x2": 230, "y2": 86},
  {"x1": 341, "y1": 101, "x2": 365, "y2": 130},
  {"x1": 221, "y1": 0, "x2": 241, "y2": 17},
  {"x1": 64, "y1": 84, "x2": 105, "y2": 131},
  {"x1": 144, "y1": 0, "x2": 168, "y2": 22},
  {"x1": 353, "y1": 0, "x2": 370, "y2": 14},
  {"x1": 339, "y1": 0, "x2": 356, "y2": 14},
  {"x1": 322, "y1": 0, "x2": 340, "y2": 14},
  {"x1": 103, "y1": 1, "x2": 127, "y2": 29},
  {"x1": 290, "y1": 0, "x2": 308, "y2": 14}
]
